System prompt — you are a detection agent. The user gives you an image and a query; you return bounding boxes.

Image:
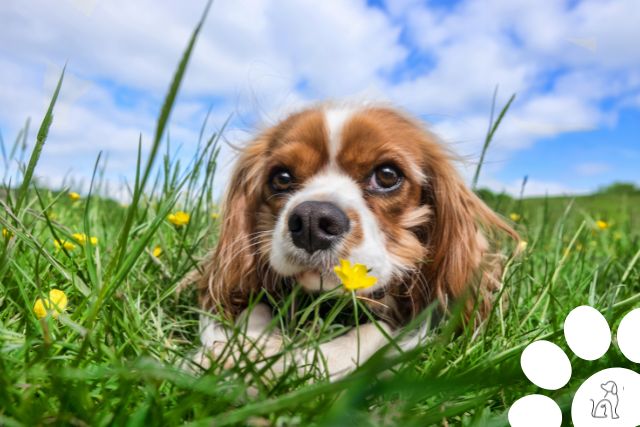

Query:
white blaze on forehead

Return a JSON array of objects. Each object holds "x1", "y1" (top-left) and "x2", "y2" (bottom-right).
[
  {"x1": 291, "y1": 172, "x2": 362, "y2": 207},
  {"x1": 324, "y1": 105, "x2": 427, "y2": 185},
  {"x1": 323, "y1": 106, "x2": 357, "y2": 164}
]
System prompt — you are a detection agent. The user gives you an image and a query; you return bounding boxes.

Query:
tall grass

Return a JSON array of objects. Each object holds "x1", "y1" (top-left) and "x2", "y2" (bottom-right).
[{"x1": 1, "y1": 6, "x2": 639, "y2": 426}]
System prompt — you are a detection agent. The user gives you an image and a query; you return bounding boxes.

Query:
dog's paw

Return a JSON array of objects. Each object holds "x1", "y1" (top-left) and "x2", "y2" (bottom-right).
[{"x1": 198, "y1": 333, "x2": 285, "y2": 373}]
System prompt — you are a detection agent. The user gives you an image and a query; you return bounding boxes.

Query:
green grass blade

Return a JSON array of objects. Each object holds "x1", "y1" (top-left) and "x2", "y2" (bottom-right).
[
  {"x1": 14, "y1": 67, "x2": 65, "y2": 214},
  {"x1": 472, "y1": 91, "x2": 516, "y2": 190}
]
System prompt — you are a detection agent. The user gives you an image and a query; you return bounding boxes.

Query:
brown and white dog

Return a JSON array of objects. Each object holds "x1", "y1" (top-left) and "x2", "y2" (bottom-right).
[{"x1": 193, "y1": 104, "x2": 517, "y2": 380}]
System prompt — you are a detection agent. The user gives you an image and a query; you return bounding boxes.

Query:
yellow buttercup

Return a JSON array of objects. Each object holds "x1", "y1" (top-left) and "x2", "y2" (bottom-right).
[{"x1": 334, "y1": 259, "x2": 378, "y2": 291}]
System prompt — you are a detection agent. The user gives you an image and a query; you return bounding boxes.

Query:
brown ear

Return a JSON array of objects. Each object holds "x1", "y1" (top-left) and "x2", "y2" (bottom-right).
[
  {"x1": 198, "y1": 134, "x2": 271, "y2": 318},
  {"x1": 417, "y1": 139, "x2": 518, "y2": 324}
]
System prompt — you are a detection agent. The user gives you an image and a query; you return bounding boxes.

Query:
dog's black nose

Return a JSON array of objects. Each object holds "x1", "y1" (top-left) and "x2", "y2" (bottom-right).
[{"x1": 288, "y1": 201, "x2": 350, "y2": 254}]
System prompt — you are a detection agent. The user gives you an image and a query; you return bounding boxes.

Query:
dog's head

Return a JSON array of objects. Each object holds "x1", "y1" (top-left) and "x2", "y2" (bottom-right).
[
  {"x1": 199, "y1": 104, "x2": 517, "y2": 324},
  {"x1": 601, "y1": 381, "x2": 618, "y2": 395}
]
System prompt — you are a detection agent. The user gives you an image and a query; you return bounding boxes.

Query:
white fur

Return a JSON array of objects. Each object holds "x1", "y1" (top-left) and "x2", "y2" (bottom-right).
[
  {"x1": 199, "y1": 304, "x2": 274, "y2": 347},
  {"x1": 311, "y1": 321, "x2": 393, "y2": 379},
  {"x1": 323, "y1": 106, "x2": 355, "y2": 164},
  {"x1": 198, "y1": 304, "x2": 400, "y2": 381},
  {"x1": 199, "y1": 315, "x2": 228, "y2": 347},
  {"x1": 196, "y1": 304, "x2": 281, "y2": 372}
]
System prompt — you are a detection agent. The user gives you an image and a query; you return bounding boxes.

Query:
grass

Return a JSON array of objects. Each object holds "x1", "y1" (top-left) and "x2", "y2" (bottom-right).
[{"x1": 1, "y1": 9, "x2": 639, "y2": 427}]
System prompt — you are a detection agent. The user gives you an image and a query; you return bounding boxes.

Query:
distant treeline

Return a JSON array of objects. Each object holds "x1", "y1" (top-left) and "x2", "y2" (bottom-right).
[
  {"x1": 596, "y1": 182, "x2": 640, "y2": 195},
  {"x1": 476, "y1": 181, "x2": 640, "y2": 204}
]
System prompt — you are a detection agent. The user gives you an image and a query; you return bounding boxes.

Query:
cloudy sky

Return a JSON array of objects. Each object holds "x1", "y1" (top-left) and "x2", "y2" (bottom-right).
[{"x1": 1, "y1": 0, "x2": 639, "y2": 198}]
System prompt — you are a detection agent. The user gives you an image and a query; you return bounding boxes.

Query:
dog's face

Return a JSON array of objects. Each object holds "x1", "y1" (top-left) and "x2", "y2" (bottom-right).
[
  {"x1": 266, "y1": 107, "x2": 429, "y2": 294},
  {"x1": 200, "y1": 105, "x2": 515, "y2": 323}
]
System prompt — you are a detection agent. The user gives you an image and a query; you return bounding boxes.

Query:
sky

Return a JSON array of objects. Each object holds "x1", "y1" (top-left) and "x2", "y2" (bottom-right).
[{"x1": 1, "y1": 0, "x2": 639, "y2": 199}]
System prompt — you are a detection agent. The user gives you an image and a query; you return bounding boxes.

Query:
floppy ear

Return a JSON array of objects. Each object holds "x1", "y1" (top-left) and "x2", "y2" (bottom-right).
[
  {"x1": 198, "y1": 133, "x2": 271, "y2": 318},
  {"x1": 417, "y1": 137, "x2": 518, "y2": 323}
]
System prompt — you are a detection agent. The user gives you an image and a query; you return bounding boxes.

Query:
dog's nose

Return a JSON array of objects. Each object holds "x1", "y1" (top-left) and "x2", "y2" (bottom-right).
[{"x1": 288, "y1": 201, "x2": 350, "y2": 254}]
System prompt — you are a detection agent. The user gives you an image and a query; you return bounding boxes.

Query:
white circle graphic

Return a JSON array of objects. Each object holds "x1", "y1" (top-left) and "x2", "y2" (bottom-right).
[
  {"x1": 571, "y1": 367, "x2": 640, "y2": 426},
  {"x1": 617, "y1": 308, "x2": 640, "y2": 363},
  {"x1": 564, "y1": 305, "x2": 611, "y2": 360},
  {"x1": 509, "y1": 394, "x2": 562, "y2": 427},
  {"x1": 521, "y1": 340, "x2": 571, "y2": 390}
]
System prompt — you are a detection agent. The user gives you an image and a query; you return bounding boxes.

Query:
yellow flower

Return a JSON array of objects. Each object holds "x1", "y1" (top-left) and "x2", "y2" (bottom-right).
[
  {"x1": 2, "y1": 228, "x2": 10, "y2": 238},
  {"x1": 71, "y1": 233, "x2": 98, "y2": 246},
  {"x1": 72, "y1": 233, "x2": 87, "y2": 244},
  {"x1": 152, "y1": 246, "x2": 162, "y2": 257},
  {"x1": 69, "y1": 192, "x2": 81, "y2": 201},
  {"x1": 168, "y1": 211, "x2": 190, "y2": 227},
  {"x1": 509, "y1": 213, "x2": 521, "y2": 222},
  {"x1": 33, "y1": 289, "x2": 68, "y2": 319},
  {"x1": 518, "y1": 240, "x2": 528, "y2": 251},
  {"x1": 54, "y1": 239, "x2": 76, "y2": 251},
  {"x1": 595, "y1": 220, "x2": 609, "y2": 230},
  {"x1": 334, "y1": 259, "x2": 378, "y2": 291},
  {"x1": 211, "y1": 212, "x2": 220, "y2": 220}
]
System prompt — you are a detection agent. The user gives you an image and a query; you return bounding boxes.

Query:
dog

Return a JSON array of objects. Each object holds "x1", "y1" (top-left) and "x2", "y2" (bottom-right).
[
  {"x1": 591, "y1": 381, "x2": 620, "y2": 419},
  {"x1": 190, "y1": 103, "x2": 517, "y2": 380}
]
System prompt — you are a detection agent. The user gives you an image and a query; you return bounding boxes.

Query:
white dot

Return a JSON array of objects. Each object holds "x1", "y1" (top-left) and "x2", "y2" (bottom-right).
[
  {"x1": 563, "y1": 305, "x2": 611, "y2": 360},
  {"x1": 521, "y1": 340, "x2": 571, "y2": 390},
  {"x1": 508, "y1": 394, "x2": 562, "y2": 427},
  {"x1": 617, "y1": 308, "x2": 640, "y2": 363}
]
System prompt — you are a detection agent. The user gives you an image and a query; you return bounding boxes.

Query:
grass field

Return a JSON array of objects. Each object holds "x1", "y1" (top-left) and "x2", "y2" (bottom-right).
[{"x1": 1, "y1": 11, "x2": 639, "y2": 426}]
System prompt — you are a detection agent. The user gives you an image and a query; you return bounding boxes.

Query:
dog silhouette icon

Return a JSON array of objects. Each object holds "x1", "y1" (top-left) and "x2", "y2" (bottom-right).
[{"x1": 590, "y1": 380, "x2": 620, "y2": 419}]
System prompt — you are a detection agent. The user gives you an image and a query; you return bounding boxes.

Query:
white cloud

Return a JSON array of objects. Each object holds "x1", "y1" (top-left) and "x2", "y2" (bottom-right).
[
  {"x1": 380, "y1": 0, "x2": 640, "y2": 159},
  {"x1": 481, "y1": 177, "x2": 587, "y2": 198},
  {"x1": 0, "y1": 0, "x2": 638, "y2": 197},
  {"x1": 574, "y1": 162, "x2": 611, "y2": 176}
]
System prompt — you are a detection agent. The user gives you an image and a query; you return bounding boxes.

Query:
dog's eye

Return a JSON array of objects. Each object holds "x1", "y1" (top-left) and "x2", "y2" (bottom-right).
[
  {"x1": 270, "y1": 169, "x2": 294, "y2": 192},
  {"x1": 368, "y1": 165, "x2": 403, "y2": 192}
]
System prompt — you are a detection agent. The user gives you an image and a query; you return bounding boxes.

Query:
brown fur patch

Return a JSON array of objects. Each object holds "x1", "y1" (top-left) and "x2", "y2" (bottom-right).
[
  {"x1": 338, "y1": 209, "x2": 364, "y2": 258},
  {"x1": 335, "y1": 106, "x2": 518, "y2": 324}
]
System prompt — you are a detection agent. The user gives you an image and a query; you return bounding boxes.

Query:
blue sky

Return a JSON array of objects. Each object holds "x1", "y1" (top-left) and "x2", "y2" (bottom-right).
[
  {"x1": 1, "y1": 0, "x2": 639, "y2": 199},
  {"x1": 499, "y1": 108, "x2": 640, "y2": 192}
]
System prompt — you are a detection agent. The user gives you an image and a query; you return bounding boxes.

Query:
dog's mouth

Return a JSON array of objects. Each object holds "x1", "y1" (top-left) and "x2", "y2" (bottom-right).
[
  {"x1": 294, "y1": 269, "x2": 341, "y2": 292},
  {"x1": 284, "y1": 249, "x2": 339, "y2": 272},
  {"x1": 275, "y1": 248, "x2": 343, "y2": 292},
  {"x1": 280, "y1": 250, "x2": 386, "y2": 294},
  {"x1": 273, "y1": 236, "x2": 386, "y2": 294}
]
